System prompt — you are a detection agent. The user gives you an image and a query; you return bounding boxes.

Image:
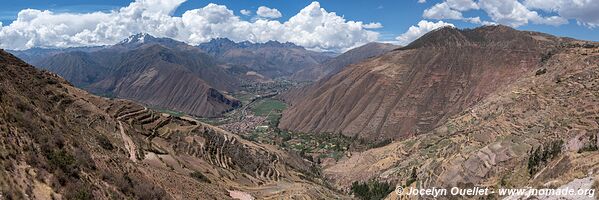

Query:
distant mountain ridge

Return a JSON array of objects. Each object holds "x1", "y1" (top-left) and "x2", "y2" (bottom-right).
[
  {"x1": 10, "y1": 33, "x2": 349, "y2": 117},
  {"x1": 290, "y1": 42, "x2": 400, "y2": 81},
  {"x1": 114, "y1": 33, "x2": 192, "y2": 50},
  {"x1": 198, "y1": 38, "x2": 304, "y2": 55},
  {"x1": 198, "y1": 38, "x2": 334, "y2": 79},
  {"x1": 31, "y1": 34, "x2": 241, "y2": 117}
]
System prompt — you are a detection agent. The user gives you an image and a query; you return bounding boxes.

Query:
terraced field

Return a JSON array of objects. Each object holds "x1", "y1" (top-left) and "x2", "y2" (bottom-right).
[{"x1": 98, "y1": 100, "x2": 345, "y2": 199}]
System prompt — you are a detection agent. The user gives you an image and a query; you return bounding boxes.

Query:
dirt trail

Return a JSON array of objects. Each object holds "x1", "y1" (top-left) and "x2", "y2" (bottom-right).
[
  {"x1": 115, "y1": 107, "x2": 146, "y2": 162},
  {"x1": 119, "y1": 121, "x2": 137, "y2": 162}
]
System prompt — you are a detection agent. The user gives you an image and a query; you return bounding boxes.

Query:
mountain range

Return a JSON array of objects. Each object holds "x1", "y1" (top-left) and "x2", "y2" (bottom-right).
[
  {"x1": 198, "y1": 38, "x2": 335, "y2": 79},
  {"x1": 26, "y1": 34, "x2": 240, "y2": 117},
  {"x1": 0, "y1": 49, "x2": 345, "y2": 199},
  {"x1": 280, "y1": 25, "x2": 573, "y2": 141},
  {"x1": 324, "y1": 30, "x2": 599, "y2": 196},
  {"x1": 2, "y1": 24, "x2": 599, "y2": 199},
  {"x1": 9, "y1": 34, "x2": 347, "y2": 118},
  {"x1": 290, "y1": 42, "x2": 400, "y2": 81}
]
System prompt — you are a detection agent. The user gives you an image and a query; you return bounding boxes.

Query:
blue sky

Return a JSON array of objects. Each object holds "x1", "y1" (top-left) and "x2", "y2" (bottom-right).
[
  {"x1": 0, "y1": 0, "x2": 430, "y2": 42},
  {"x1": 0, "y1": 0, "x2": 597, "y2": 51}
]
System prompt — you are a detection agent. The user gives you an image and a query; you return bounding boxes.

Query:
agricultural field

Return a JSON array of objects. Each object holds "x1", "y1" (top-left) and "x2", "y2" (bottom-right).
[{"x1": 251, "y1": 98, "x2": 287, "y2": 126}]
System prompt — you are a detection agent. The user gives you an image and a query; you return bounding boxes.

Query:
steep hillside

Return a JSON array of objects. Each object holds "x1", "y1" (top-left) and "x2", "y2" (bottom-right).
[
  {"x1": 280, "y1": 25, "x2": 571, "y2": 141},
  {"x1": 35, "y1": 51, "x2": 109, "y2": 87},
  {"x1": 30, "y1": 34, "x2": 240, "y2": 117},
  {"x1": 323, "y1": 43, "x2": 599, "y2": 198},
  {"x1": 291, "y1": 42, "x2": 399, "y2": 81},
  {"x1": 199, "y1": 38, "x2": 333, "y2": 79},
  {"x1": 89, "y1": 45, "x2": 240, "y2": 117},
  {"x1": 0, "y1": 49, "x2": 346, "y2": 199}
]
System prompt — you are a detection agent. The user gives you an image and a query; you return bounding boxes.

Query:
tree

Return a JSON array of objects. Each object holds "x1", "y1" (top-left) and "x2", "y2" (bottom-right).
[
  {"x1": 406, "y1": 167, "x2": 418, "y2": 186},
  {"x1": 528, "y1": 140, "x2": 563, "y2": 176}
]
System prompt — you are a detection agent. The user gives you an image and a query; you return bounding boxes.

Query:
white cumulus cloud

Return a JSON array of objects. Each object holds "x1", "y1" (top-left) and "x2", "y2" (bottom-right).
[
  {"x1": 446, "y1": 0, "x2": 479, "y2": 11},
  {"x1": 423, "y1": 2, "x2": 488, "y2": 24},
  {"x1": 256, "y1": 6, "x2": 282, "y2": 19},
  {"x1": 524, "y1": 0, "x2": 599, "y2": 28},
  {"x1": 421, "y1": 0, "x2": 570, "y2": 27},
  {"x1": 395, "y1": 20, "x2": 454, "y2": 45},
  {"x1": 240, "y1": 9, "x2": 251, "y2": 16},
  {"x1": 424, "y1": 2, "x2": 464, "y2": 20},
  {"x1": 363, "y1": 22, "x2": 383, "y2": 29},
  {"x1": 0, "y1": 0, "x2": 379, "y2": 52},
  {"x1": 478, "y1": 0, "x2": 567, "y2": 27}
]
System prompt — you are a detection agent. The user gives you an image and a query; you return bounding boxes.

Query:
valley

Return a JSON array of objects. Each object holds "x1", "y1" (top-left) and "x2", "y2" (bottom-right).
[
  {"x1": 191, "y1": 79, "x2": 360, "y2": 167},
  {"x1": 0, "y1": 49, "x2": 348, "y2": 199},
  {"x1": 2, "y1": 23, "x2": 599, "y2": 200}
]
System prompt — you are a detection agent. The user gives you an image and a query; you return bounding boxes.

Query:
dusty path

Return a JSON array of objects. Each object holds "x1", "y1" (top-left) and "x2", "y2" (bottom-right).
[
  {"x1": 119, "y1": 121, "x2": 137, "y2": 162},
  {"x1": 115, "y1": 106, "x2": 146, "y2": 162}
]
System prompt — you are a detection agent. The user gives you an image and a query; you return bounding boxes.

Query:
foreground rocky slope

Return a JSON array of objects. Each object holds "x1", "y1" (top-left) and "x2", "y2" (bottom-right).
[
  {"x1": 0, "y1": 50, "x2": 345, "y2": 199},
  {"x1": 280, "y1": 25, "x2": 573, "y2": 141},
  {"x1": 324, "y1": 41, "x2": 599, "y2": 198}
]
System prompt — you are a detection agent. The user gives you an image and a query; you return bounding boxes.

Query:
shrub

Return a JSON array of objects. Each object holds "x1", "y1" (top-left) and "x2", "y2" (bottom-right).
[
  {"x1": 190, "y1": 171, "x2": 211, "y2": 183},
  {"x1": 528, "y1": 140, "x2": 563, "y2": 176},
  {"x1": 405, "y1": 167, "x2": 418, "y2": 186},
  {"x1": 105, "y1": 171, "x2": 167, "y2": 199},
  {"x1": 96, "y1": 134, "x2": 114, "y2": 150},
  {"x1": 578, "y1": 134, "x2": 598, "y2": 153},
  {"x1": 46, "y1": 78, "x2": 59, "y2": 85},
  {"x1": 133, "y1": 181, "x2": 167, "y2": 200},
  {"x1": 64, "y1": 182, "x2": 93, "y2": 200},
  {"x1": 351, "y1": 180, "x2": 394, "y2": 200},
  {"x1": 369, "y1": 139, "x2": 392, "y2": 149},
  {"x1": 46, "y1": 149, "x2": 77, "y2": 175}
]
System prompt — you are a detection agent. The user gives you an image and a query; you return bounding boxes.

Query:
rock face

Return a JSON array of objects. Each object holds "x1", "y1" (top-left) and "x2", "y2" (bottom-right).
[
  {"x1": 198, "y1": 38, "x2": 333, "y2": 79},
  {"x1": 31, "y1": 34, "x2": 241, "y2": 117},
  {"x1": 291, "y1": 42, "x2": 400, "y2": 81},
  {"x1": 0, "y1": 49, "x2": 345, "y2": 199},
  {"x1": 280, "y1": 25, "x2": 569, "y2": 141}
]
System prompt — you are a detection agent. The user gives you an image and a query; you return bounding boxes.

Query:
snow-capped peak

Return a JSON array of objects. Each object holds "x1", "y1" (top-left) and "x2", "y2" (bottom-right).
[{"x1": 118, "y1": 33, "x2": 153, "y2": 45}]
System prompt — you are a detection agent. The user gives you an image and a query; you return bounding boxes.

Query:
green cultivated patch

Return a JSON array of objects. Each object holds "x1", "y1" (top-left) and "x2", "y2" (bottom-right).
[
  {"x1": 251, "y1": 99, "x2": 287, "y2": 116},
  {"x1": 150, "y1": 107, "x2": 185, "y2": 117}
]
